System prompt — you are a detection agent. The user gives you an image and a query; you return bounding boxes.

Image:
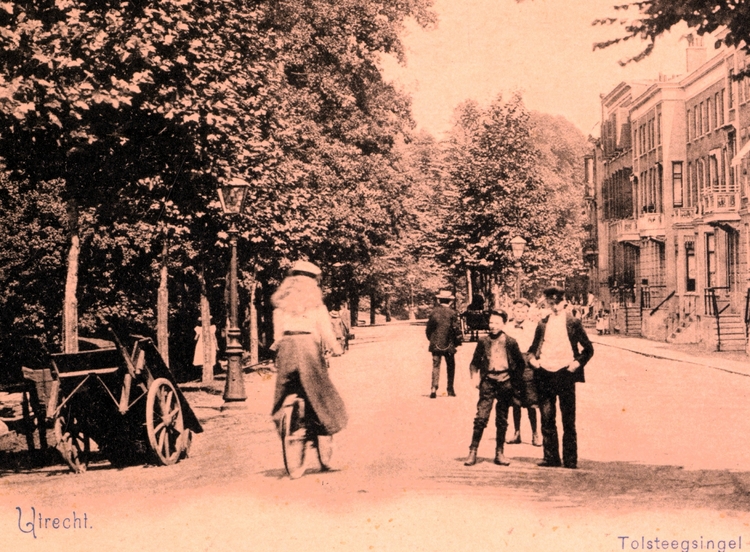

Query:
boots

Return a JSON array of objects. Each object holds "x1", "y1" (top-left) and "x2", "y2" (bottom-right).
[
  {"x1": 464, "y1": 447, "x2": 478, "y2": 466},
  {"x1": 316, "y1": 435, "x2": 333, "y2": 471},
  {"x1": 506, "y1": 430, "x2": 521, "y2": 444},
  {"x1": 494, "y1": 446, "x2": 510, "y2": 466},
  {"x1": 532, "y1": 432, "x2": 542, "y2": 447}
]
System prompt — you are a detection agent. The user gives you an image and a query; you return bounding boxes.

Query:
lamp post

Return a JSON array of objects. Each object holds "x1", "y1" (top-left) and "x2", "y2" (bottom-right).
[
  {"x1": 217, "y1": 177, "x2": 249, "y2": 410},
  {"x1": 510, "y1": 236, "x2": 527, "y2": 300}
]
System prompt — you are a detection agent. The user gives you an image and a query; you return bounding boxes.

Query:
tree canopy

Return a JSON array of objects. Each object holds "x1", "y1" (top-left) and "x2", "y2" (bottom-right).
[{"x1": 593, "y1": 0, "x2": 750, "y2": 69}]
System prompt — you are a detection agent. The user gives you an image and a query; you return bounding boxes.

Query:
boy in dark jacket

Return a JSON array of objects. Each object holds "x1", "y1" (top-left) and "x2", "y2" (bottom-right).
[{"x1": 464, "y1": 310, "x2": 526, "y2": 467}]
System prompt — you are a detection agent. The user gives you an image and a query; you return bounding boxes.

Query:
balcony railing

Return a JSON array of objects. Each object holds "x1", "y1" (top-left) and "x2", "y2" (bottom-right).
[
  {"x1": 672, "y1": 207, "x2": 697, "y2": 223},
  {"x1": 700, "y1": 190, "x2": 739, "y2": 220},
  {"x1": 613, "y1": 219, "x2": 639, "y2": 242},
  {"x1": 638, "y1": 213, "x2": 664, "y2": 237}
]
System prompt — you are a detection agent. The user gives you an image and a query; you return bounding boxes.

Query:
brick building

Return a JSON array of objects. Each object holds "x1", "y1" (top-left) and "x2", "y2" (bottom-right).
[{"x1": 587, "y1": 35, "x2": 750, "y2": 351}]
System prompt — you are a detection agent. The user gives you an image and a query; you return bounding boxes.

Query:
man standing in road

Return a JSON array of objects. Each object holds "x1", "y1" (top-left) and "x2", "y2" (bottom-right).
[
  {"x1": 426, "y1": 290, "x2": 462, "y2": 398},
  {"x1": 528, "y1": 287, "x2": 594, "y2": 469}
]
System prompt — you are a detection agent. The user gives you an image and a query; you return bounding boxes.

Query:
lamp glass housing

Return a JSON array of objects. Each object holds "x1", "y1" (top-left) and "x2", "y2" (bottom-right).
[
  {"x1": 510, "y1": 236, "x2": 527, "y2": 260},
  {"x1": 218, "y1": 178, "x2": 249, "y2": 215}
]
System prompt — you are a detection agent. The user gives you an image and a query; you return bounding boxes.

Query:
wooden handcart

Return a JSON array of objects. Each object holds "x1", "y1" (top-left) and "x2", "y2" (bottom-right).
[{"x1": 28, "y1": 333, "x2": 203, "y2": 473}]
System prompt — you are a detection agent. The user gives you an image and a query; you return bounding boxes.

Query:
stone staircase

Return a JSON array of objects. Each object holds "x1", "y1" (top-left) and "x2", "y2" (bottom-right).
[
  {"x1": 622, "y1": 306, "x2": 641, "y2": 336},
  {"x1": 713, "y1": 313, "x2": 746, "y2": 352},
  {"x1": 667, "y1": 314, "x2": 697, "y2": 344}
]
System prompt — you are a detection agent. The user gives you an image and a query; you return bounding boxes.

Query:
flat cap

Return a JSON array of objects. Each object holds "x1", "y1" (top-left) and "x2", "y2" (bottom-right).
[{"x1": 543, "y1": 286, "x2": 566, "y2": 301}]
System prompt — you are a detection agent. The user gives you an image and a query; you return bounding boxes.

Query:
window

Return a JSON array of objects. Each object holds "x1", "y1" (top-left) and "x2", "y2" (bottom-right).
[
  {"x1": 706, "y1": 233, "x2": 716, "y2": 288},
  {"x1": 657, "y1": 112, "x2": 662, "y2": 145},
  {"x1": 696, "y1": 105, "x2": 702, "y2": 136},
  {"x1": 729, "y1": 69, "x2": 735, "y2": 109},
  {"x1": 686, "y1": 241, "x2": 696, "y2": 292},
  {"x1": 672, "y1": 162, "x2": 683, "y2": 207},
  {"x1": 709, "y1": 155, "x2": 719, "y2": 189},
  {"x1": 687, "y1": 110, "x2": 692, "y2": 142},
  {"x1": 650, "y1": 119, "x2": 655, "y2": 150},
  {"x1": 707, "y1": 97, "x2": 713, "y2": 131},
  {"x1": 701, "y1": 102, "x2": 707, "y2": 134},
  {"x1": 717, "y1": 91, "x2": 724, "y2": 126}
]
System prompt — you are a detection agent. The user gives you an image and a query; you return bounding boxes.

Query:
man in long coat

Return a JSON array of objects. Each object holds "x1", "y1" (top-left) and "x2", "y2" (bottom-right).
[{"x1": 426, "y1": 290, "x2": 462, "y2": 398}]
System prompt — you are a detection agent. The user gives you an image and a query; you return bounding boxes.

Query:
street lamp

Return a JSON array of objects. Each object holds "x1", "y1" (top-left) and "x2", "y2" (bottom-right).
[
  {"x1": 217, "y1": 177, "x2": 249, "y2": 410},
  {"x1": 510, "y1": 236, "x2": 527, "y2": 300}
]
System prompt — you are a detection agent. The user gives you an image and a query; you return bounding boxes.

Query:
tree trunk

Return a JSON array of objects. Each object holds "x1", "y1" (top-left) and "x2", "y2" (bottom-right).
[
  {"x1": 157, "y1": 235, "x2": 169, "y2": 366},
  {"x1": 370, "y1": 292, "x2": 376, "y2": 325},
  {"x1": 198, "y1": 269, "x2": 213, "y2": 383},
  {"x1": 349, "y1": 291, "x2": 359, "y2": 327},
  {"x1": 62, "y1": 199, "x2": 79, "y2": 354},
  {"x1": 466, "y1": 267, "x2": 473, "y2": 304},
  {"x1": 384, "y1": 294, "x2": 391, "y2": 322},
  {"x1": 246, "y1": 273, "x2": 259, "y2": 366}
]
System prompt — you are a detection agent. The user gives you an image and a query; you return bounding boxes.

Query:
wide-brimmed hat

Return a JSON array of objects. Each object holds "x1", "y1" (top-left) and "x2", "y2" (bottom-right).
[
  {"x1": 289, "y1": 260, "x2": 322, "y2": 278},
  {"x1": 435, "y1": 290, "x2": 455, "y2": 301}
]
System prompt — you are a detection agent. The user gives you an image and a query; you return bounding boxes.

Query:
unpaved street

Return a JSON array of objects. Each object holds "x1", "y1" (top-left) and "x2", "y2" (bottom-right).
[{"x1": 3, "y1": 322, "x2": 750, "y2": 551}]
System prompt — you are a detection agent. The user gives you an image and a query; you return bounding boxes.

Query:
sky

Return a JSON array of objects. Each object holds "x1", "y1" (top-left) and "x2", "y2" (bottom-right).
[{"x1": 381, "y1": 0, "x2": 693, "y2": 139}]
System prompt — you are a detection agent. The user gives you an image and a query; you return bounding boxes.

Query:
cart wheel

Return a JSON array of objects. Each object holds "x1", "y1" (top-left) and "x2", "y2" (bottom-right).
[
  {"x1": 146, "y1": 378, "x2": 185, "y2": 465},
  {"x1": 54, "y1": 413, "x2": 90, "y2": 473},
  {"x1": 280, "y1": 396, "x2": 306, "y2": 479}
]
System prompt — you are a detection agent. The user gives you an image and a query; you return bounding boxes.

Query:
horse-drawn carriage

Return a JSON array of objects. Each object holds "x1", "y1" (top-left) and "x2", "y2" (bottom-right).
[
  {"x1": 459, "y1": 294, "x2": 490, "y2": 342},
  {"x1": 3, "y1": 332, "x2": 202, "y2": 473}
]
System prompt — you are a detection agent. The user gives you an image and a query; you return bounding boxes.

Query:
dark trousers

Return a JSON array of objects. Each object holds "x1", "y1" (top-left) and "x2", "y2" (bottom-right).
[
  {"x1": 470, "y1": 377, "x2": 514, "y2": 449},
  {"x1": 536, "y1": 368, "x2": 577, "y2": 467},
  {"x1": 431, "y1": 352, "x2": 455, "y2": 392}
]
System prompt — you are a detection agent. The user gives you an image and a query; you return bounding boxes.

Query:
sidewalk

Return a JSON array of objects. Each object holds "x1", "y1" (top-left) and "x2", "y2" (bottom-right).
[{"x1": 590, "y1": 332, "x2": 750, "y2": 377}]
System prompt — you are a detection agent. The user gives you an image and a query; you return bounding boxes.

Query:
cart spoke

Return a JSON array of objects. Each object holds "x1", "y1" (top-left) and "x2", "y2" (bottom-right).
[{"x1": 146, "y1": 378, "x2": 184, "y2": 465}]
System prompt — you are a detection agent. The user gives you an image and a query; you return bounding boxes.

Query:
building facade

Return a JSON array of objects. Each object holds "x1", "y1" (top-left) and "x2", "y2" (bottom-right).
[{"x1": 587, "y1": 36, "x2": 750, "y2": 351}]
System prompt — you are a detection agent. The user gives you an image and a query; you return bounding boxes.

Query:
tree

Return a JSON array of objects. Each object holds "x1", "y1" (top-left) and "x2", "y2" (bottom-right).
[
  {"x1": 440, "y1": 95, "x2": 551, "y2": 291},
  {"x1": 593, "y1": 0, "x2": 750, "y2": 70},
  {"x1": 0, "y1": 0, "x2": 438, "y2": 378},
  {"x1": 434, "y1": 95, "x2": 589, "y2": 301}
]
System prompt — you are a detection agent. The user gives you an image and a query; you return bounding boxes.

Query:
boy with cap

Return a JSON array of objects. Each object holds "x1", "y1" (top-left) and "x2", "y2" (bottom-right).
[
  {"x1": 528, "y1": 287, "x2": 594, "y2": 469},
  {"x1": 504, "y1": 298, "x2": 542, "y2": 447},
  {"x1": 464, "y1": 310, "x2": 525, "y2": 467}
]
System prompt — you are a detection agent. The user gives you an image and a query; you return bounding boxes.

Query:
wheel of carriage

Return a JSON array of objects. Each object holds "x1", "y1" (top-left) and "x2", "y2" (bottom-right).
[
  {"x1": 54, "y1": 412, "x2": 90, "y2": 473},
  {"x1": 146, "y1": 378, "x2": 185, "y2": 465}
]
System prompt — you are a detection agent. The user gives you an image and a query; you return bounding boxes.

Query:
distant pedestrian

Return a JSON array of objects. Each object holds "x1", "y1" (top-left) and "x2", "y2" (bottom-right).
[
  {"x1": 193, "y1": 318, "x2": 218, "y2": 372},
  {"x1": 504, "y1": 298, "x2": 542, "y2": 447},
  {"x1": 464, "y1": 310, "x2": 525, "y2": 467},
  {"x1": 329, "y1": 308, "x2": 350, "y2": 352},
  {"x1": 528, "y1": 287, "x2": 594, "y2": 469},
  {"x1": 425, "y1": 290, "x2": 462, "y2": 398}
]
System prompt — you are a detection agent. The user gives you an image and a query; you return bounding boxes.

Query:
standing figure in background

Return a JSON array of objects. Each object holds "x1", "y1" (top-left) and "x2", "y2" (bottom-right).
[
  {"x1": 193, "y1": 318, "x2": 219, "y2": 373},
  {"x1": 329, "y1": 309, "x2": 350, "y2": 352},
  {"x1": 426, "y1": 290, "x2": 462, "y2": 398},
  {"x1": 271, "y1": 260, "x2": 347, "y2": 478},
  {"x1": 504, "y1": 298, "x2": 542, "y2": 447}
]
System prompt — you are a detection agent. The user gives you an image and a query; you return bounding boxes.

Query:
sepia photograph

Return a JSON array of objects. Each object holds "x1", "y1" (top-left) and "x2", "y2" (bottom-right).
[{"x1": 1, "y1": 0, "x2": 750, "y2": 550}]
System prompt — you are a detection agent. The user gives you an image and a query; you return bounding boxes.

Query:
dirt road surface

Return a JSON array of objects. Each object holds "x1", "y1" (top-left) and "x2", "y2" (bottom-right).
[{"x1": 2, "y1": 322, "x2": 750, "y2": 551}]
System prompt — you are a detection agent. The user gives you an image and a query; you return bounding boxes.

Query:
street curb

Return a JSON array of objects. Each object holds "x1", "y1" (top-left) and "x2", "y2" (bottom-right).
[{"x1": 590, "y1": 337, "x2": 750, "y2": 378}]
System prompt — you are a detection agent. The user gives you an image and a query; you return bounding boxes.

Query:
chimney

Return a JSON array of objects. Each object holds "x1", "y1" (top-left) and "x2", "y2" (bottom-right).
[{"x1": 686, "y1": 35, "x2": 706, "y2": 73}]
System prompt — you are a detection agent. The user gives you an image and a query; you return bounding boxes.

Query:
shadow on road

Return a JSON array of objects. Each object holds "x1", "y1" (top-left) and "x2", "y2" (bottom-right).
[{"x1": 426, "y1": 456, "x2": 750, "y2": 512}]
